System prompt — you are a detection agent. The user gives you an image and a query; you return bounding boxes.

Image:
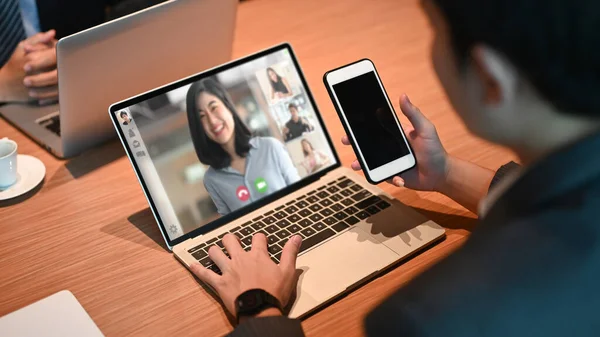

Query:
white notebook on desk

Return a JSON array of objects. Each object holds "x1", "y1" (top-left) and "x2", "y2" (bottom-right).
[{"x1": 0, "y1": 290, "x2": 104, "y2": 337}]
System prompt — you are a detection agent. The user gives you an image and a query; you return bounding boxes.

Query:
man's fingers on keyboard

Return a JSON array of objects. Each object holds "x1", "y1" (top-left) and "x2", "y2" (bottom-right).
[
  {"x1": 279, "y1": 235, "x2": 302, "y2": 272},
  {"x1": 190, "y1": 262, "x2": 219, "y2": 287},
  {"x1": 208, "y1": 246, "x2": 230, "y2": 270},
  {"x1": 222, "y1": 234, "x2": 243, "y2": 257},
  {"x1": 251, "y1": 232, "x2": 268, "y2": 253}
]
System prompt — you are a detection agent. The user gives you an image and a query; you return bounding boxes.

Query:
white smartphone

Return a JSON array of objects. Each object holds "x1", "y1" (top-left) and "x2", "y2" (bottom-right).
[{"x1": 324, "y1": 59, "x2": 416, "y2": 184}]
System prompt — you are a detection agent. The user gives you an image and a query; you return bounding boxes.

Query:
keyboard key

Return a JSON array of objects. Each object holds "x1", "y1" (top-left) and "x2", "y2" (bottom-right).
[
  {"x1": 301, "y1": 227, "x2": 316, "y2": 237},
  {"x1": 332, "y1": 222, "x2": 350, "y2": 232},
  {"x1": 356, "y1": 196, "x2": 382, "y2": 209},
  {"x1": 345, "y1": 216, "x2": 359, "y2": 226},
  {"x1": 316, "y1": 191, "x2": 330, "y2": 199},
  {"x1": 306, "y1": 196, "x2": 319, "y2": 204},
  {"x1": 309, "y1": 213, "x2": 324, "y2": 222},
  {"x1": 265, "y1": 225, "x2": 279, "y2": 234},
  {"x1": 288, "y1": 224, "x2": 302, "y2": 233},
  {"x1": 350, "y1": 184, "x2": 363, "y2": 192},
  {"x1": 251, "y1": 222, "x2": 266, "y2": 230},
  {"x1": 341, "y1": 198, "x2": 354, "y2": 206},
  {"x1": 275, "y1": 229, "x2": 291, "y2": 240},
  {"x1": 218, "y1": 233, "x2": 227, "y2": 239},
  {"x1": 206, "y1": 238, "x2": 218, "y2": 245},
  {"x1": 268, "y1": 244, "x2": 282, "y2": 255},
  {"x1": 199, "y1": 257, "x2": 214, "y2": 267},
  {"x1": 337, "y1": 179, "x2": 353, "y2": 188},
  {"x1": 356, "y1": 211, "x2": 370, "y2": 220},
  {"x1": 285, "y1": 199, "x2": 296, "y2": 205},
  {"x1": 271, "y1": 256, "x2": 279, "y2": 263},
  {"x1": 312, "y1": 222, "x2": 326, "y2": 231},
  {"x1": 252, "y1": 215, "x2": 264, "y2": 222},
  {"x1": 242, "y1": 221, "x2": 252, "y2": 227},
  {"x1": 320, "y1": 208, "x2": 334, "y2": 217},
  {"x1": 188, "y1": 243, "x2": 206, "y2": 254},
  {"x1": 287, "y1": 214, "x2": 301, "y2": 223},
  {"x1": 367, "y1": 205, "x2": 381, "y2": 215},
  {"x1": 242, "y1": 236, "x2": 253, "y2": 246},
  {"x1": 334, "y1": 211, "x2": 348, "y2": 221},
  {"x1": 230, "y1": 226, "x2": 241, "y2": 233},
  {"x1": 207, "y1": 264, "x2": 222, "y2": 275},
  {"x1": 267, "y1": 236, "x2": 279, "y2": 245},
  {"x1": 299, "y1": 228, "x2": 336, "y2": 253},
  {"x1": 345, "y1": 206, "x2": 358, "y2": 214},
  {"x1": 274, "y1": 252, "x2": 282, "y2": 262},
  {"x1": 244, "y1": 246, "x2": 251, "y2": 252},
  {"x1": 299, "y1": 219, "x2": 313, "y2": 228},
  {"x1": 275, "y1": 205, "x2": 285, "y2": 211},
  {"x1": 351, "y1": 190, "x2": 372, "y2": 202},
  {"x1": 263, "y1": 216, "x2": 277, "y2": 225},
  {"x1": 331, "y1": 204, "x2": 344, "y2": 212},
  {"x1": 377, "y1": 201, "x2": 391, "y2": 209},
  {"x1": 216, "y1": 241, "x2": 224, "y2": 248},
  {"x1": 295, "y1": 200, "x2": 309, "y2": 209},
  {"x1": 284, "y1": 205, "x2": 298, "y2": 214},
  {"x1": 327, "y1": 186, "x2": 340, "y2": 194},
  {"x1": 323, "y1": 217, "x2": 338, "y2": 226},
  {"x1": 192, "y1": 250, "x2": 208, "y2": 260},
  {"x1": 330, "y1": 194, "x2": 343, "y2": 202},
  {"x1": 340, "y1": 189, "x2": 353, "y2": 197},
  {"x1": 318, "y1": 185, "x2": 327, "y2": 190},
  {"x1": 328, "y1": 180, "x2": 337, "y2": 185},
  {"x1": 309, "y1": 204, "x2": 323, "y2": 212},
  {"x1": 274, "y1": 211, "x2": 287, "y2": 220},
  {"x1": 298, "y1": 209, "x2": 312, "y2": 217},
  {"x1": 232, "y1": 232, "x2": 243, "y2": 239},
  {"x1": 320, "y1": 199, "x2": 333, "y2": 207},
  {"x1": 239, "y1": 227, "x2": 254, "y2": 236},
  {"x1": 265, "y1": 210, "x2": 275, "y2": 216},
  {"x1": 276, "y1": 219, "x2": 291, "y2": 228}
]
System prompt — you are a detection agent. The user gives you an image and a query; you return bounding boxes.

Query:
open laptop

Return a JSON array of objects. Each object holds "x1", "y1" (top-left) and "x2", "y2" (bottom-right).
[
  {"x1": 109, "y1": 43, "x2": 445, "y2": 318},
  {"x1": 0, "y1": 0, "x2": 236, "y2": 158}
]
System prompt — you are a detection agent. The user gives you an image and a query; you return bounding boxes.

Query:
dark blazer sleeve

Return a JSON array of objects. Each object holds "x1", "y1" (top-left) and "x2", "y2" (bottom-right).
[
  {"x1": 489, "y1": 161, "x2": 521, "y2": 191},
  {"x1": 226, "y1": 316, "x2": 305, "y2": 337},
  {"x1": 36, "y1": 0, "x2": 108, "y2": 38}
]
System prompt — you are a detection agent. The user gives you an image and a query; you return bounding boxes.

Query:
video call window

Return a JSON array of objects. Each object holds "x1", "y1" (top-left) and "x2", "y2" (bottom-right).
[{"x1": 117, "y1": 49, "x2": 335, "y2": 240}]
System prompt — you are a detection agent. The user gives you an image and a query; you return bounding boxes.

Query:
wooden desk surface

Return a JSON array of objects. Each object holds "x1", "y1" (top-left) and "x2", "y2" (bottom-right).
[{"x1": 0, "y1": 0, "x2": 515, "y2": 335}]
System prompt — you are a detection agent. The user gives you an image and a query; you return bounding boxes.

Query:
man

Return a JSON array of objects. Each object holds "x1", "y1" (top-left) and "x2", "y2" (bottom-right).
[
  {"x1": 120, "y1": 111, "x2": 132, "y2": 125},
  {"x1": 0, "y1": 0, "x2": 168, "y2": 104},
  {"x1": 190, "y1": 0, "x2": 600, "y2": 336},
  {"x1": 283, "y1": 103, "x2": 313, "y2": 141}
]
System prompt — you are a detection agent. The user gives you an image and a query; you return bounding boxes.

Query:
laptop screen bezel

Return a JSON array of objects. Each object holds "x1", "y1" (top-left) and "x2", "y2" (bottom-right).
[{"x1": 109, "y1": 43, "x2": 341, "y2": 248}]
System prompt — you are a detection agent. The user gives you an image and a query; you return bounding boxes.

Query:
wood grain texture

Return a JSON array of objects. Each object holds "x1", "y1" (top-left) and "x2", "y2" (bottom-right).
[{"x1": 0, "y1": 0, "x2": 516, "y2": 336}]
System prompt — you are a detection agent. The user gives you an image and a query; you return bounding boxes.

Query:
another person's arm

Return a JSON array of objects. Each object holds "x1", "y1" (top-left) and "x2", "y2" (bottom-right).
[{"x1": 342, "y1": 94, "x2": 495, "y2": 214}]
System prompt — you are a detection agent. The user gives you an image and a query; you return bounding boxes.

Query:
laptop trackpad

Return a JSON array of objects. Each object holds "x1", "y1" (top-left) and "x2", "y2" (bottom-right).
[{"x1": 289, "y1": 227, "x2": 399, "y2": 317}]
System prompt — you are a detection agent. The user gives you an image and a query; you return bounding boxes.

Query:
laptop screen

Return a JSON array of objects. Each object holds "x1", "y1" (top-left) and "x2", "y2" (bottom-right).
[{"x1": 111, "y1": 46, "x2": 338, "y2": 243}]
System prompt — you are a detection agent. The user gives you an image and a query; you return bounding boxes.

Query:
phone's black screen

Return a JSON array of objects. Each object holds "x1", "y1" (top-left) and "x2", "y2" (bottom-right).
[{"x1": 333, "y1": 72, "x2": 409, "y2": 170}]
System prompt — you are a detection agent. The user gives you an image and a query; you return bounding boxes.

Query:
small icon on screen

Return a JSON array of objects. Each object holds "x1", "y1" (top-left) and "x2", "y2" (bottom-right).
[
  {"x1": 128, "y1": 129, "x2": 135, "y2": 138},
  {"x1": 136, "y1": 151, "x2": 146, "y2": 157},
  {"x1": 254, "y1": 177, "x2": 268, "y2": 193},
  {"x1": 236, "y1": 186, "x2": 250, "y2": 202},
  {"x1": 133, "y1": 140, "x2": 140, "y2": 148}
]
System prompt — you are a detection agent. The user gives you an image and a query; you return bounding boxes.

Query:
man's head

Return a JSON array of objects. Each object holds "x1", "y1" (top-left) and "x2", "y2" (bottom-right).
[
  {"x1": 423, "y1": 0, "x2": 600, "y2": 160},
  {"x1": 120, "y1": 111, "x2": 131, "y2": 123},
  {"x1": 288, "y1": 103, "x2": 299, "y2": 121}
]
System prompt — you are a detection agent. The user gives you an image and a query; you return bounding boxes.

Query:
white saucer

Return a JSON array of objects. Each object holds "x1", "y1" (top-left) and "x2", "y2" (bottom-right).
[{"x1": 0, "y1": 155, "x2": 46, "y2": 200}]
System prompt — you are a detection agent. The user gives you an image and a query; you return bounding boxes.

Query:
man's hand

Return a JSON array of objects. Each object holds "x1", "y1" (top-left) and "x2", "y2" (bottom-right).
[
  {"x1": 190, "y1": 233, "x2": 302, "y2": 319},
  {"x1": 23, "y1": 30, "x2": 58, "y2": 102},
  {"x1": 342, "y1": 94, "x2": 450, "y2": 192}
]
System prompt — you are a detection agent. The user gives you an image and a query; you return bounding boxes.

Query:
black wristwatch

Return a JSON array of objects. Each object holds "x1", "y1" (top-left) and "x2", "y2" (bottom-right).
[{"x1": 235, "y1": 289, "x2": 282, "y2": 323}]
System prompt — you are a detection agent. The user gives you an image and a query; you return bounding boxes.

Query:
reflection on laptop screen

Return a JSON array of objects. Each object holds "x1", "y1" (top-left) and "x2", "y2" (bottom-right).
[{"x1": 114, "y1": 48, "x2": 336, "y2": 240}]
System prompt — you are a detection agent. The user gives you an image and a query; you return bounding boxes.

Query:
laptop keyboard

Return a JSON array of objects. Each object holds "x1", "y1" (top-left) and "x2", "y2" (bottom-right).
[
  {"x1": 38, "y1": 114, "x2": 61, "y2": 136},
  {"x1": 187, "y1": 176, "x2": 391, "y2": 275}
]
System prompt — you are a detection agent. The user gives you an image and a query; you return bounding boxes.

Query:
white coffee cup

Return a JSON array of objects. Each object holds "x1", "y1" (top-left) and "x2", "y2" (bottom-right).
[{"x1": 0, "y1": 138, "x2": 18, "y2": 188}]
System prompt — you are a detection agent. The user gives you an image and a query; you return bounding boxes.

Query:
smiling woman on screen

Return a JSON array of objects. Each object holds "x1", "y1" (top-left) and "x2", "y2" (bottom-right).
[{"x1": 186, "y1": 79, "x2": 300, "y2": 216}]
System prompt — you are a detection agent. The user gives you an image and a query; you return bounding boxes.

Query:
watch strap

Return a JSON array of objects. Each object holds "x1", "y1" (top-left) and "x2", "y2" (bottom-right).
[{"x1": 235, "y1": 289, "x2": 282, "y2": 323}]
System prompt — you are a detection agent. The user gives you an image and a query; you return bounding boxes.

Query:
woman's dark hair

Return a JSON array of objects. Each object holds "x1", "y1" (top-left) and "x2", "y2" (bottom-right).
[
  {"x1": 432, "y1": 0, "x2": 600, "y2": 116},
  {"x1": 267, "y1": 67, "x2": 283, "y2": 90},
  {"x1": 120, "y1": 111, "x2": 128, "y2": 118},
  {"x1": 301, "y1": 139, "x2": 313, "y2": 157},
  {"x1": 186, "y1": 78, "x2": 252, "y2": 170}
]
